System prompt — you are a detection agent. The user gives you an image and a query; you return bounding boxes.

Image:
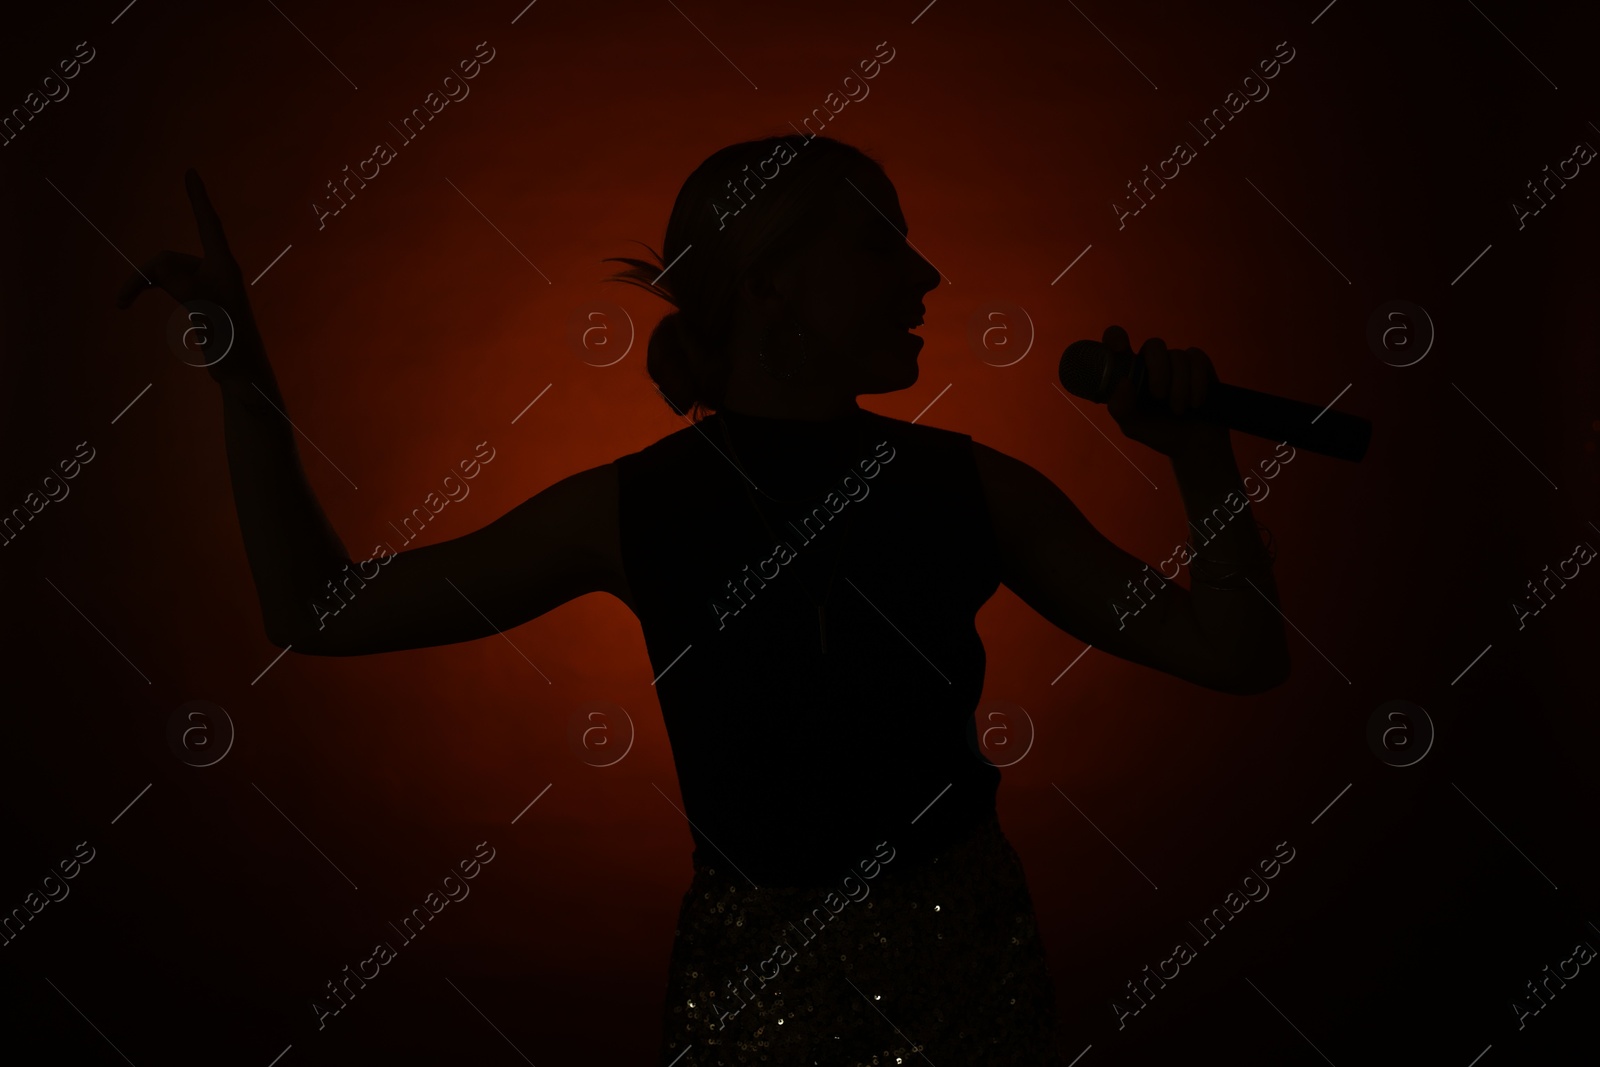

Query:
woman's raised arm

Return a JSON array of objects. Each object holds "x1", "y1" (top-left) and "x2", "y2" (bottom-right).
[
  {"x1": 973, "y1": 326, "x2": 1291, "y2": 695},
  {"x1": 118, "y1": 171, "x2": 631, "y2": 656}
]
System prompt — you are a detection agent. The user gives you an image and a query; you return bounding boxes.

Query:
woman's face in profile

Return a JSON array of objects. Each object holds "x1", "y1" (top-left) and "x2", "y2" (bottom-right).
[{"x1": 768, "y1": 163, "x2": 943, "y2": 397}]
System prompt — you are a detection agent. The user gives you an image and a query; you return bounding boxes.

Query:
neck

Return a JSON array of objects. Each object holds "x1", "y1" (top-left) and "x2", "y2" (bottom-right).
[
  {"x1": 718, "y1": 309, "x2": 863, "y2": 419},
  {"x1": 718, "y1": 381, "x2": 861, "y2": 421}
]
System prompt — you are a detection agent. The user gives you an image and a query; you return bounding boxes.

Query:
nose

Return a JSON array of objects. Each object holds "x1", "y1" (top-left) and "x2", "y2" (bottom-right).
[{"x1": 909, "y1": 242, "x2": 940, "y2": 294}]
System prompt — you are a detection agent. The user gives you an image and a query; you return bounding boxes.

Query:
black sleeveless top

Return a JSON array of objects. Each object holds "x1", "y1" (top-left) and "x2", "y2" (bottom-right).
[{"x1": 614, "y1": 406, "x2": 1002, "y2": 887}]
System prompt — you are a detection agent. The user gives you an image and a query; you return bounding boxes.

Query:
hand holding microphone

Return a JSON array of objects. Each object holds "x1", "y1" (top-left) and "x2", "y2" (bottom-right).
[
  {"x1": 1061, "y1": 325, "x2": 1372, "y2": 462},
  {"x1": 1097, "y1": 326, "x2": 1230, "y2": 458}
]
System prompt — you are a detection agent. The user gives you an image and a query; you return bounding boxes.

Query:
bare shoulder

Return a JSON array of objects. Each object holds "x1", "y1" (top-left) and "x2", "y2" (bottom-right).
[
  {"x1": 469, "y1": 460, "x2": 631, "y2": 614},
  {"x1": 969, "y1": 440, "x2": 1106, "y2": 576},
  {"x1": 552, "y1": 460, "x2": 620, "y2": 508},
  {"x1": 971, "y1": 440, "x2": 1029, "y2": 480},
  {"x1": 552, "y1": 462, "x2": 632, "y2": 612},
  {"x1": 971, "y1": 441, "x2": 1066, "y2": 513}
]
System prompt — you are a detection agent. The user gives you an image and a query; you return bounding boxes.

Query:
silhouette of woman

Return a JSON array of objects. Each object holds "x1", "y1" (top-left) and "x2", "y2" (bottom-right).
[{"x1": 119, "y1": 137, "x2": 1290, "y2": 1066}]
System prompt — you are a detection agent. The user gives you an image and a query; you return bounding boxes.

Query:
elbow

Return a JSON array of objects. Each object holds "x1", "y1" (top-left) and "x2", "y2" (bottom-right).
[
  {"x1": 264, "y1": 606, "x2": 322, "y2": 653},
  {"x1": 265, "y1": 626, "x2": 344, "y2": 657},
  {"x1": 263, "y1": 581, "x2": 341, "y2": 652}
]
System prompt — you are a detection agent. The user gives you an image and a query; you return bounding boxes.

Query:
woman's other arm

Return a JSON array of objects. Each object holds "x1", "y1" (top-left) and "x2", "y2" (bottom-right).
[{"x1": 119, "y1": 171, "x2": 632, "y2": 656}]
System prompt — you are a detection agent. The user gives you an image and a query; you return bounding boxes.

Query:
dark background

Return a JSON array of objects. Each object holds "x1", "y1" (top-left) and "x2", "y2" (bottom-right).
[{"x1": 2, "y1": 1, "x2": 1595, "y2": 1064}]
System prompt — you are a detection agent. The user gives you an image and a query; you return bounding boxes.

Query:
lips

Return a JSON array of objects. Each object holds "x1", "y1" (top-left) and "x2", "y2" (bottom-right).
[{"x1": 899, "y1": 307, "x2": 925, "y2": 330}]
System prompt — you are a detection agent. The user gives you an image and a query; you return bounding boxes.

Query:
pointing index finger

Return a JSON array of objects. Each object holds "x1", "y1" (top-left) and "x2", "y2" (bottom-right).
[{"x1": 185, "y1": 168, "x2": 233, "y2": 261}]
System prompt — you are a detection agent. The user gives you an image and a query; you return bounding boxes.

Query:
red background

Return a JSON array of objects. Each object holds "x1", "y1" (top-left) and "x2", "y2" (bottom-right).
[{"x1": 3, "y1": 1, "x2": 1596, "y2": 1063}]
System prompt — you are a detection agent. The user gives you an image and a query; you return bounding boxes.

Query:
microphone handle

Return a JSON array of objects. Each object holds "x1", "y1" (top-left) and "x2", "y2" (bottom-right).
[{"x1": 1197, "y1": 382, "x2": 1371, "y2": 461}]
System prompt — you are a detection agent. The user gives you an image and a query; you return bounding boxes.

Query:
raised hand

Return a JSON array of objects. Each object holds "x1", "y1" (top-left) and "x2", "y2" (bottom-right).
[
  {"x1": 116, "y1": 169, "x2": 260, "y2": 381},
  {"x1": 1101, "y1": 324, "x2": 1231, "y2": 457}
]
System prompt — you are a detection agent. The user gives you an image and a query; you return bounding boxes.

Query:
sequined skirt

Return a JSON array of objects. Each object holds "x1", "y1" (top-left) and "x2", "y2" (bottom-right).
[{"x1": 658, "y1": 813, "x2": 1064, "y2": 1066}]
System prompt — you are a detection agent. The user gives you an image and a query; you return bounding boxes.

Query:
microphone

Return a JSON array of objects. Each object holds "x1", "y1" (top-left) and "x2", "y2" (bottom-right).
[{"x1": 1058, "y1": 339, "x2": 1372, "y2": 462}]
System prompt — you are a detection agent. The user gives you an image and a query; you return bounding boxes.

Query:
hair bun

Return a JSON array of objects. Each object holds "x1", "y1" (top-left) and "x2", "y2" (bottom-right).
[{"x1": 647, "y1": 312, "x2": 702, "y2": 416}]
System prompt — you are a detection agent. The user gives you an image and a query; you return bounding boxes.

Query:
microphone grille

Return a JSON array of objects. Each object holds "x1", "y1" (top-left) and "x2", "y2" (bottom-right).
[{"x1": 1059, "y1": 339, "x2": 1113, "y2": 402}]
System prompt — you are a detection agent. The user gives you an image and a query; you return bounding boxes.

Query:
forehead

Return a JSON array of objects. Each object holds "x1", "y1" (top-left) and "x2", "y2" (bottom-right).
[{"x1": 819, "y1": 163, "x2": 905, "y2": 233}]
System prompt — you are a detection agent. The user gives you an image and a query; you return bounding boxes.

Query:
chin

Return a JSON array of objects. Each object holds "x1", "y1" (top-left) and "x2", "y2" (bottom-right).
[
  {"x1": 857, "y1": 366, "x2": 919, "y2": 396},
  {"x1": 850, "y1": 334, "x2": 923, "y2": 394}
]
